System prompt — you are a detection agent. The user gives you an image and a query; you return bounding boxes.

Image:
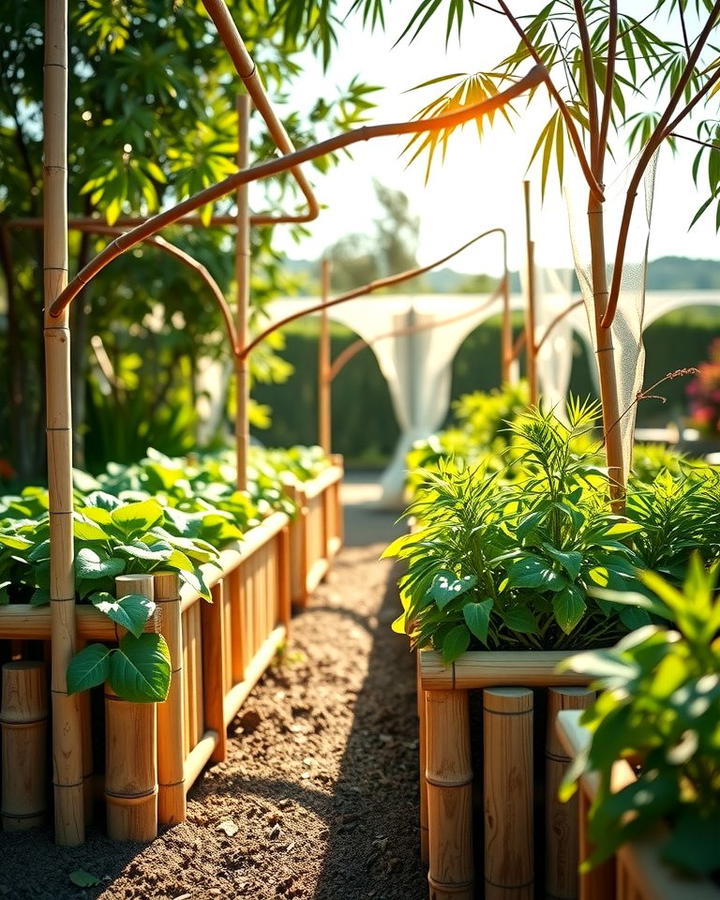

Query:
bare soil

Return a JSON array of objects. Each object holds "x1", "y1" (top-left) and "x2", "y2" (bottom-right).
[{"x1": 0, "y1": 488, "x2": 426, "y2": 900}]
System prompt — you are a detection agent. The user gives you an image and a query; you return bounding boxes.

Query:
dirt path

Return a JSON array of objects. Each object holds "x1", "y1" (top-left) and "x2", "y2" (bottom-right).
[{"x1": 0, "y1": 478, "x2": 426, "y2": 900}]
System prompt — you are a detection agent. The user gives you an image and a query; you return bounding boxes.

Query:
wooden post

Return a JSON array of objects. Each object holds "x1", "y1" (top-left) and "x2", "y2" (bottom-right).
[
  {"x1": 484, "y1": 686, "x2": 534, "y2": 899},
  {"x1": 331, "y1": 454, "x2": 344, "y2": 550},
  {"x1": 1, "y1": 661, "x2": 48, "y2": 830},
  {"x1": 426, "y1": 690, "x2": 473, "y2": 900},
  {"x1": 44, "y1": 0, "x2": 84, "y2": 846},
  {"x1": 546, "y1": 687, "x2": 595, "y2": 900},
  {"x1": 203, "y1": 580, "x2": 227, "y2": 764},
  {"x1": 501, "y1": 270, "x2": 512, "y2": 385},
  {"x1": 416, "y1": 656, "x2": 429, "y2": 865},
  {"x1": 235, "y1": 93, "x2": 251, "y2": 491},
  {"x1": 105, "y1": 574, "x2": 158, "y2": 841},
  {"x1": 523, "y1": 181, "x2": 538, "y2": 405},
  {"x1": 154, "y1": 571, "x2": 186, "y2": 825},
  {"x1": 228, "y1": 567, "x2": 247, "y2": 685},
  {"x1": 318, "y1": 258, "x2": 332, "y2": 454}
]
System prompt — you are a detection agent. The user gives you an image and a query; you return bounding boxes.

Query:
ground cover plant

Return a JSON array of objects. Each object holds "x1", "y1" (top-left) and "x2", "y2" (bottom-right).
[
  {"x1": 560, "y1": 558, "x2": 720, "y2": 877},
  {"x1": 389, "y1": 400, "x2": 720, "y2": 661},
  {"x1": 0, "y1": 444, "x2": 331, "y2": 701}
]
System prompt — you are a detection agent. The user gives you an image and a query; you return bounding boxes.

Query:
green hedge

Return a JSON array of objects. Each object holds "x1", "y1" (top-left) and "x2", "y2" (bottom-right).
[{"x1": 251, "y1": 308, "x2": 720, "y2": 464}]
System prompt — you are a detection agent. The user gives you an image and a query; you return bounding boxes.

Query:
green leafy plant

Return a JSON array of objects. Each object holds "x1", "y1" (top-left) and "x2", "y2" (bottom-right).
[
  {"x1": 388, "y1": 400, "x2": 648, "y2": 659},
  {"x1": 559, "y1": 558, "x2": 720, "y2": 877}
]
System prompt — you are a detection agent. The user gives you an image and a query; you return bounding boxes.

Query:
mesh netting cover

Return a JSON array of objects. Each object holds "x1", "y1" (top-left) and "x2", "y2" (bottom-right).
[{"x1": 567, "y1": 155, "x2": 657, "y2": 476}]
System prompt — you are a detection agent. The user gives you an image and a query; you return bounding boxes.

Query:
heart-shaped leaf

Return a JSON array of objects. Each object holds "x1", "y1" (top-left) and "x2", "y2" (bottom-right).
[
  {"x1": 109, "y1": 633, "x2": 171, "y2": 702},
  {"x1": 553, "y1": 583, "x2": 587, "y2": 634},
  {"x1": 441, "y1": 624, "x2": 471, "y2": 663},
  {"x1": 110, "y1": 499, "x2": 164, "y2": 539},
  {"x1": 502, "y1": 605, "x2": 539, "y2": 634},
  {"x1": 73, "y1": 518, "x2": 109, "y2": 542},
  {"x1": 67, "y1": 643, "x2": 111, "y2": 694},
  {"x1": 428, "y1": 570, "x2": 477, "y2": 610},
  {"x1": 75, "y1": 548, "x2": 126, "y2": 580},
  {"x1": 92, "y1": 592, "x2": 156, "y2": 638},
  {"x1": 463, "y1": 599, "x2": 494, "y2": 645}
]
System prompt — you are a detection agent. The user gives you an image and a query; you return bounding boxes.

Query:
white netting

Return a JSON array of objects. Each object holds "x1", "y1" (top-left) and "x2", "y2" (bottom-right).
[
  {"x1": 533, "y1": 265, "x2": 575, "y2": 416},
  {"x1": 567, "y1": 154, "x2": 657, "y2": 477}
]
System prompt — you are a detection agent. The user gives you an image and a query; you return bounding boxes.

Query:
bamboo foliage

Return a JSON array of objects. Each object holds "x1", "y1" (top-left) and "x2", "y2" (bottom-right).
[{"x1": 43, "y1": 0, "x2": 84, "y2": 846}]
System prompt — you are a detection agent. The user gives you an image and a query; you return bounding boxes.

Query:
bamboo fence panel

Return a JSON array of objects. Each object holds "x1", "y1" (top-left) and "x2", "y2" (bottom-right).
[
  {"x1": 556, "y1": 710, "x2": 720, "y2": 900},
  {"x1": 1, "y1": 661, "x2": 48, "y2": 830}
]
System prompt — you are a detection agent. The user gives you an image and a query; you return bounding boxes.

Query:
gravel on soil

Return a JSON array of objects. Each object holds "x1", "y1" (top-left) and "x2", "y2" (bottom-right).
[{"x1": 0, "y1": 490, "x2": 426, "y2": 900}]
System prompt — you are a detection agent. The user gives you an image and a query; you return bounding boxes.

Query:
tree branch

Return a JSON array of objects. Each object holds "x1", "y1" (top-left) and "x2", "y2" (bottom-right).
[{"x1": 572, "y1": 0, "x2": 600, "y2": 168}]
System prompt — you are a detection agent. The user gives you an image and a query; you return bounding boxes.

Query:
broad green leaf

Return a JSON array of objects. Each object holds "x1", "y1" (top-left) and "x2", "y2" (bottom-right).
[
  {"x1": 75, "y1": 548, "x2": 126, "y2": 580},
  {"x1": 0, "y1": 534, "x2": 33, "y2": 551},
  {"x1": 463, "y1": 599, "x2": 493, "y2": 645},
  {"x1": 92, "y1": 591, "x2": 156, "y2": 639},
  {"x1": 441, "y1": 624, "x2": 471, "y2": 663},
  {"x1": 67, "y1": 643, "x2": 111, "y2": 693},
  {"x1": 506, "y1": 556, "x2": 563, "y2": 590},
  {"x1": 69, "y1": 870, "x2": 100, "y2": 888},
  {"x1": 110, "y1": 499, "x2": 164, "y2": 538},
  {"x1": 543, "y1": 545, "x2": 583, "y2": 580},
  {"x1": 553, "y1": 584, "x2": 586, "y2": 634},
  {"x1": 663, "y1": 808, "x2": 720, "y2": 876},
  {"x1": 502, "y1": 605, "x2": 538, "y2": 634},
  {"x1": 428, "y1": 570, "x2": 477, "y2": 610},
  {"x1": 74, "y1": 519, "x2": 110, "y2": 542},
  {"x1": 109, "y1": 633, "x2": 171, "y2": 702}
]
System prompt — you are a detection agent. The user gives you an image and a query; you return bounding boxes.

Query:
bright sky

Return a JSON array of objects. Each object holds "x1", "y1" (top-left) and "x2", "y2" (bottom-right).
[{"x1": 268, "y1": 2, "x2": 720, "y2": 277}]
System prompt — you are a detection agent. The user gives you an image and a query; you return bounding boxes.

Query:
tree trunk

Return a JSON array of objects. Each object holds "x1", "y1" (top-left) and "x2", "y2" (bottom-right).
[{"x1": 587, "y1": 195, "x2": 624, "y2": 508}]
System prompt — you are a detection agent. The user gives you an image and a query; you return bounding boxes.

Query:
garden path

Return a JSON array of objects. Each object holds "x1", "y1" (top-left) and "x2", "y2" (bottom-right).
[{"x1": 0, "y1": 475, "x2": 426, "y2": 900}]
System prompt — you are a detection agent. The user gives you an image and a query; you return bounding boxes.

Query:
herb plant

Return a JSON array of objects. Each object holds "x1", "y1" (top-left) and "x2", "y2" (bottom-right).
[
  {"x1": 560, "y1": 558, "x2": 720, "y2": 877},
  {"x1": 388, "y1": 400, "x2": 647, "y2": 659}
]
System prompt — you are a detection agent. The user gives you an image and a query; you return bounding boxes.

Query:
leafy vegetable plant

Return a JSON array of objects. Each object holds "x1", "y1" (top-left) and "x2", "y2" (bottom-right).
[
  {"x1": 560, "y1": 558, "x2": 720, "y2": 877},
  {"x1": 388, "y1": 400, "x2": 648, "y2": 659}
]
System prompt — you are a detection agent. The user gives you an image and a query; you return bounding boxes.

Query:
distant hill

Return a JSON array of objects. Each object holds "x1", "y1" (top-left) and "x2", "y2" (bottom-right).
[{"x1": 280, "y1": 255, "x2": 720, "y2": 293}]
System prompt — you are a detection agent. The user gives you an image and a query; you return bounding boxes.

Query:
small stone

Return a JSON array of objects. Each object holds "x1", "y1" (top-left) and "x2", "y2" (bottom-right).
[
  {"x1": 269, "y1": 823, "x2": 282, "y2": 840},
  {"x1": 239, "y1": 709, "x2": 261, "y2": 733},
  {"x1": 217, "y1": 819, "x2": 239, "y2": 837}
]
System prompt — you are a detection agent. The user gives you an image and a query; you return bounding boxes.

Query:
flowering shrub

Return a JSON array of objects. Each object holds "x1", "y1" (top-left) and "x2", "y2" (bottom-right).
[{"x1": 686, "y1": 339, "x2": 720, "y2": 436}]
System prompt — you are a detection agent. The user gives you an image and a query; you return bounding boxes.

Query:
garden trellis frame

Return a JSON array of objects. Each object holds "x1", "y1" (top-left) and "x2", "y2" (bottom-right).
[{"x1": 42, "y1": 0, "x2": 545, "y2": 844}]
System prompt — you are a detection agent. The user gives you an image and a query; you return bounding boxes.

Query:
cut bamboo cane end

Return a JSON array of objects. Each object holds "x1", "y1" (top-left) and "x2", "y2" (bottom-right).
[
  {"x1": 483, "y1": 685, "x2": 534, "y2": 714},
  {"x1": 418, "y1": 651, "x2": 454, "y2": 691}
]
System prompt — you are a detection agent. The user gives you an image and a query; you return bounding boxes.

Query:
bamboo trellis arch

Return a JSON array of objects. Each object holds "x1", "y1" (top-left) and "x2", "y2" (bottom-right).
[{"x1": 42, "y1": 0, "x2": 546, "y2": 844}]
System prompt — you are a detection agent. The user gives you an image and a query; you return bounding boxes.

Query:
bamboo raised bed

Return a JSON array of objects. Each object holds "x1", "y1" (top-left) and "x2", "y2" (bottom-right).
[
  {"x1": 0, "y1": 510, "x2": 290, "y2": 839},
  {"x1": 418, "y1": 649, "x2": 594, "y2": 900},
  {"x1": 556, "y1": 710, "x2": 720, "y2": 900},
  {"x1": 288, "y1": 456, "x2": 344, "y2": 608}
]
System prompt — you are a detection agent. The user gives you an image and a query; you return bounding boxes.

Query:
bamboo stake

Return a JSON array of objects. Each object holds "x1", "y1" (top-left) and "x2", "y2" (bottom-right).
[
  {"x1": 235, "y1": 93, "x2": 250, "y2": 491},
  {"x1": 203, "y1": 580, "x2": 227, "y2": 765},
  {"x1": 546, "y1": 687, "x2": 595, "y2": 900},
  {"x1": 154, "y1": 571, "x2": 186, "y2": 826},
  {"x1": 426, "y1": 690, "x2": 473, "y2": 900},
  {"x1": 483, "y1": 687, "x2": 534, "y2": 899},
  {"x1": 501, "y1": 271, "x2": 513, "y2": 385},
  {"x1": 278, "y1": 526, "x2": 292, "y2": 636},
  {"x1": 228, "y1": 568, "x2": 246, "y2": 686},
  {"x1": 523, "y1": 181, "x2": 538, "y2": 405},
  {"x1": 318, "y1": 258, "x2": 331, "y2": 454},
  {"x1": 1, "y1": 661, "x2": 48, "y2": 830},
  {"x1": 105, "y1": 574, "x2": 158, "y2": 841},
  {"x1": 44, "y1": 0, "x2": 84, "y2": 846}
]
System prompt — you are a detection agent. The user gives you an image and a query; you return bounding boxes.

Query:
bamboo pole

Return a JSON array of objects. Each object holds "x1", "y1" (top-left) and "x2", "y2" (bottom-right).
[
  {"x1": 154, "y1": 571, "x2": 186, "y2": 826},
  {"x1": 546, "y1": 687, "x2": 595, "y2": 900},
  {"x1": 228, "y1": 568, "x2": 246, "y2": 685},
  {"x1": 501, "y1": 271, "x2": 513, "y2": 385},
  {"x1": 483, "y1": 687, "x2": 534, "y2": 899},
  {"x1": 523, "y1": 181, "x2": 538, "y2": 405},
  {"x1": 105, "y1": 574, "x2": 158, "y2": 841},
  {"x1": 278, "y1": 526, "x2": 292, "y2": 635},
  {"x1": 235, "y1": 93, "x2": 251, "y2": 491},
  {"x1": 43, "y1": 0, "x2": 84, "y2": 846},
  {"x1": 426, "y1": 690, "x2": 473, "y2": 900},
  {"x1": 318, "y1": 258, "x2": 331, "y2": 455},
  {"x1": 1, "y1": 661, "x2": 48, "y2": 830}
]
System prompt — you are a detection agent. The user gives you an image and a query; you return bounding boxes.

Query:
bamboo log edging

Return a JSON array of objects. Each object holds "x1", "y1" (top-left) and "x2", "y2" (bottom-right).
[
  {"x1": 1, "y1": 661, "x2": 48, "y2": 830},
  {"x1": 154, "y1": 572, "x2": 186, "y2": 826},
  {"x1": 105, "y1": 575, "x2": 158, "y2": 842},
  {"x1": 0, "y1": 604, "x2": 162, "y2": 642},
  {"x1": 483, "y1": 687, "x2": 534, "y2": 899},
  {"x1": 426, "y1": 690, "x2": 473, "y2": 900},
  {"x1": 419, "y1": 650, "x2": 592, "y2": 900},
  {"x1": 545, "y1": 688, "x2": 595, "y2": 900},
  {"x1": 556, "y1": 711, "x2": 720, "y2": 900},
  {"x1": 43, "y1": 0, "x2": 84, "y2": 847}
]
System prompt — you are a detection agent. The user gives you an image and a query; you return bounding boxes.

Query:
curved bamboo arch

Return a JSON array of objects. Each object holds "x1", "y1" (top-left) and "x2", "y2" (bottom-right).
[
  {"x1": 49, "y1": 63, "x2": 545, "y2": 319},
  {"x1": 240, "y1": 228, "x2": 510, "y2": 360}
]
